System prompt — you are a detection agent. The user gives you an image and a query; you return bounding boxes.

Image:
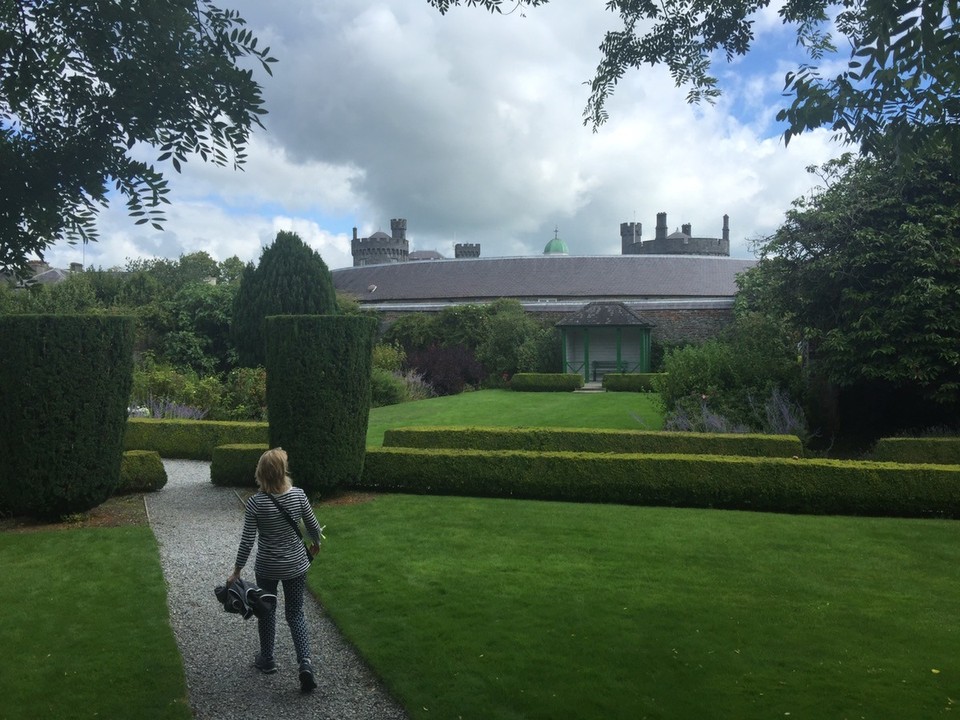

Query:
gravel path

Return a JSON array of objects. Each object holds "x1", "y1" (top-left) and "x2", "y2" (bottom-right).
[{"x1": 146, "y1": 459, "x2": 409, "y2": 720}]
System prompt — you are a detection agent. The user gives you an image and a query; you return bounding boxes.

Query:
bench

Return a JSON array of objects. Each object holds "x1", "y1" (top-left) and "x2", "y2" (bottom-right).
[{"x1": 591, "y1": 360, "x2": 622, "y2": 381}]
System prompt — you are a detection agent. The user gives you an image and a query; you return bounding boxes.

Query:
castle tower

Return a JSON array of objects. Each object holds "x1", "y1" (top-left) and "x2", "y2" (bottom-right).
[
  {"x1": 351, "y1": 218, "x2": 410, "y2": 266},
  {"x1": 620, "y1": 222, "x2": 641, "y2": 255},
  {"x1": 455, "y1": 243, "x2": 480, "y2": 259},
  {"x1": 390, "y1": 218, "x2": 407, "y2": 242},
  {"x1": 655, "y1": 212, "x2": 667, "y2": 241}
]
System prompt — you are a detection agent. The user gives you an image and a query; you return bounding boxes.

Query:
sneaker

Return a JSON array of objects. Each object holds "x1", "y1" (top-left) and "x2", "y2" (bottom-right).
[
  {"x1": 254, "y1": 652, "x2": 278, "y2": 674},
  {"x1": 299, "y1": 659, "x2": 317, "y2": 692}
]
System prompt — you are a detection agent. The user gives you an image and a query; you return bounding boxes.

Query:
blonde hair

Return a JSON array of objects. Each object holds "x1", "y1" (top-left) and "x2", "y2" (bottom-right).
[{"x1": 256, "y1": 447, "x2": 292, "y2": 494}]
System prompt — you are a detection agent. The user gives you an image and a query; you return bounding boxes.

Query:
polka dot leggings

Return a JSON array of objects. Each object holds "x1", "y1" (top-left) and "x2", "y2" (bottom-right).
[{"x1": 255, "y1": 573, "x2": 311, "y2": 664}]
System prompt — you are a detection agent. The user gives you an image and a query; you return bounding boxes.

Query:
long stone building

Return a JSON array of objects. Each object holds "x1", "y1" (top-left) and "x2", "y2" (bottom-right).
[{"x1": 332, "y1": 215, "x2": 755, "y2": 352}]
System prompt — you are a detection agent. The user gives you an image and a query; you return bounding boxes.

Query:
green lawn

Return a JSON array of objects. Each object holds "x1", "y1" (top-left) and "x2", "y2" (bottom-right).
[
  {"x1": 311, "y1": 495, "x2": 960, "y2": 720},
  {"x1": 0, "y1": 527, "x2": 191, "y2": 720},
  {"x1": 367, "y1": 389, "x2": 663, "y2": 446}
]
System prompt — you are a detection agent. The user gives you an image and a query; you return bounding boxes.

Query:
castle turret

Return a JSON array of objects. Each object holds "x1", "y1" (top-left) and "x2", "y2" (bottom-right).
[
  {"x1": 722, "y1": 214, "x2": 729, "y2": 243},
  {"x1": 455, "y1": 243, "x2": 481, "y2": 259},
  {"x1": 681, "y1": 223, "x2": 691, "y2": 237},
  {"x1": 390, "y1": 218, "x2": 407, "y2": 242},
  {"x1": 620, "y1": 222, "x2": 641, "y2": 254},
  {"x1": 655, "y1": 212, "x2": 667, "y2": 241}
]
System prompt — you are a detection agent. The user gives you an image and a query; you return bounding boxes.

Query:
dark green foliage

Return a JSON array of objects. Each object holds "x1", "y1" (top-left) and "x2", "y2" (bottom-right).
[
  {"x1": 117, "y1": 451, "x2": 167, "y2": 494},
  {"x1": 509, "y1": 373, "x2": 583, "y2": 392},
  {"x1": 371, "y1": 368, "x2": 409, "y2": 407},
  {"x1": 407, "y1": 344, "x2": 484, "y2": 395},
  {"x1": 383, "y1": 426, "x2": 803, "y2": 457},
  {"x1": 266, "y1": 315, "x2": 377, "y2": 496},
  {"x1": 0, "y1": 2, "x2": 275, "y2": 277},
  {"x1": 0, "y1": 315, "x2": 134, "y2": 518},
  {"x1": 359, "y1": 448, "x2": 960, "y2": 518},
  {"x1": 232, "y1": 232, "x2": 338, "y2": 367},
  {"x1": 740, "y1": 142, "x2": 960, "y2": 442},
  {"x1": 871, "y1": 438, "x2": 960, "y2": 466},
  {"x1": 210, "y1": 444, "x2": 268, "y2": 487},
  {"x1": 124, "y1": 418, "x2": 268, "y2": 459},
  {"x1": 602, "y1": 373, "x2": 662, "y2": 392}
]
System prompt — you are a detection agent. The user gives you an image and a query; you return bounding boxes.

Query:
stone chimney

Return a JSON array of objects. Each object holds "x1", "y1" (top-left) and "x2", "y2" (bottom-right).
[
  {"x1": 655, "y1": 212, "x2": 667, "y2": 241},
  {"x1": 681, "y1": 223, "x2": 691, "y2": 236},
  {"x1": 722, "y1": 214, "x2": 730, "y2": 243},
  {"x1": 69, "y1": 262, "x2": 83, "y2": 273},
  {"x1": 619, "y1": 222, "x2": 641, "y2": 254}
]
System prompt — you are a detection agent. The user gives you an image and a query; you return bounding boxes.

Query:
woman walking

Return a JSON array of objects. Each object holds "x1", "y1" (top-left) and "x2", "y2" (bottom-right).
[{"x1": 227, "y1": 447, "x2": 323, "y2": 692}]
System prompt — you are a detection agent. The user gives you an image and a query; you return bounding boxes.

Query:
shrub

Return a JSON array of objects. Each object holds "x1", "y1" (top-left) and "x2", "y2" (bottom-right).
[
  {"x1": 373, "y1": 342, "x2": 406, "y2": 372},
  {"x1": 0, "y1": 315, "x2": 134, "y2": 518},
  {"x1": 371, "y1": 367, "x2": 408, "y2": 407},
  {"x1": 117, "y1": 451, "x2": 168, "y2": 493},
  {"x1": 408, "y1": 344, "x2": 484, "y2": 396},
  {"x1": 210, "y1": 444, "x2": 268, "y2": 487},
  {"x1": 217, "y1": 366, "x2": 267, "y2": 421},
  {"x1": 124, "y1": 418, "x2": 268, "y2": 459},
  {"x1": 266, "y1": 315, "x2": 377, "y2": 496},
  {"x1": 357, "y1": 448, "x2": 960, "y2": 518},
  {"x1": 603, "y1": 373, "x2": 662, "y2": 392},
  {"x1": 510, "y1": 373, "x2": 583, "y2": 392}
]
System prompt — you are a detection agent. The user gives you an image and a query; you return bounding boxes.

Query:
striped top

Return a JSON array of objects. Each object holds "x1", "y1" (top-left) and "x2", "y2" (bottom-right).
[{"x1": 235, "y1": 488, "x2": 322, "y2": 580}]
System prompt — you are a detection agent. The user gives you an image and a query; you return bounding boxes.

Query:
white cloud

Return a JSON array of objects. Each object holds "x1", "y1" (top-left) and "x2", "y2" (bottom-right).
[{"x1": 41, "y1": 0, "x2": 843, "y2": 272}]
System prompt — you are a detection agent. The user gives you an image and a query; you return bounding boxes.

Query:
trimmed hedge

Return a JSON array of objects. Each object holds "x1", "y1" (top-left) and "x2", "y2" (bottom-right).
[
  {"x1": 210, "y1": 444, "x2": 269, "y2": 487},
  {"x1": 357, "y1": 448, "x2": 960, "y2": 518},
  {"x1": 602, "y1": 373, "x2": 662, "y2": 392},
  {"x1": 510, "y1": 373, "x2": 584, "y2": 392},
  {"x1": 124, "y1": 418, "x2": 268, "y2": 459},
  {"x1": 117, "y1": 451, "x2": 168, "y2": 494},
  {"x1": 383, "y1": 426, "x2": 804, "y2": 457},
  {"x1": 0, "y1": 315, "x2": 134, "y2": 518},
  {"x1": 266, "y1": 315, "x2": 376, "y2": 496},
  {"x1": 871, "y1": 437, "x2": 960, "y2": 465}
]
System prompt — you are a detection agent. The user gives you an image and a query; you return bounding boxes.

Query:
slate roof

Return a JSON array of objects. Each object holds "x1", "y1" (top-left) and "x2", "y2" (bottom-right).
[
  {"x1": 556, "y1": 301, "x2": 656, "y2": 327},
  {"x1": 332, "y1": 254, "x2": 755, "y2": 304}
]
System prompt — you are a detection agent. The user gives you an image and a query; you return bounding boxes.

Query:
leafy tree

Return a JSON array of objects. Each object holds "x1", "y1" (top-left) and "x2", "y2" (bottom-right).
[
  {"x1": 0, "y1": 1, "x2": 275, "y2": 277},
  {"x1": 739, "y1": 139, "x2": 960, "y2": 436},
  {"x1": 232, "y1": 231, "x2": 338, "y2": 367},
  {"x1": 430, "y1": 0, "x2": 960, "y2": 157}
]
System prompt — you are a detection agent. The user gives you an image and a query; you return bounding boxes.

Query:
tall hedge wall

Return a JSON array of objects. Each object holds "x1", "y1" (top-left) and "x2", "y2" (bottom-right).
[
  {"x1": 0, "y1": 315, "x2": 134, "y2": 518},
  {"x1": 265, "y1": 315, "x2": 376, "y2": 496}
]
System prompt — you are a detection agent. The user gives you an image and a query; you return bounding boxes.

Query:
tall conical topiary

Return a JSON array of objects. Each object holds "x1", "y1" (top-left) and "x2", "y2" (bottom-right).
[
  {"x1": 265, "y1": 315, "x2": 376, "y2": 497},
  {"x1": 232, "y1": 231, "x2": 338, "y2": 367}
]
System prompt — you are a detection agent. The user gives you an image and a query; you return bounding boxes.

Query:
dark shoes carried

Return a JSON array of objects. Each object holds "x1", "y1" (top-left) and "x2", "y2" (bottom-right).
[
  {"x1": 254, "y1": 652, "x2": 278, "y2": 674},
  {"x1": 299, "y1": 659, "x2": 317, "y2": 693}
]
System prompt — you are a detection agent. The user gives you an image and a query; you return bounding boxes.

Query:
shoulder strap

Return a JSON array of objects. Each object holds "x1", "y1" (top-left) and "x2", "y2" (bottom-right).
[
  {"x1": 261, "y1": 492, "x2": 313, "y2": 564},
  {"x1": 261, "y1": 491, "x2": 303, "y2": 539}
]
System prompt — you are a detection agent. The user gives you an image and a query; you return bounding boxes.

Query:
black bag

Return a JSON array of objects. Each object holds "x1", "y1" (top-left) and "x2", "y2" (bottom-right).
[{"x1": 262, "y1": 491, "x2": 314, "y2": 564}]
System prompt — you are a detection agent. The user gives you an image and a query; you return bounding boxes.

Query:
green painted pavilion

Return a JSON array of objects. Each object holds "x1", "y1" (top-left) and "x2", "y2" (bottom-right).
[{"x1": 557, "y1": 302, "x2": 655, "y2": 381}]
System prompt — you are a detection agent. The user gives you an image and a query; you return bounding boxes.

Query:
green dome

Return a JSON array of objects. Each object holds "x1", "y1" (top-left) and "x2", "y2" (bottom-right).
[{"x1": 543, "y1": 230, "x2": 569, "y2": 255}]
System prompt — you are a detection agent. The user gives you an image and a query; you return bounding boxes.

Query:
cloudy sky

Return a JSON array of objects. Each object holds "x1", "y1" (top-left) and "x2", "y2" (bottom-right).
[{"x1": 45, "y1": 0, "x2": 845, "y2": 273}]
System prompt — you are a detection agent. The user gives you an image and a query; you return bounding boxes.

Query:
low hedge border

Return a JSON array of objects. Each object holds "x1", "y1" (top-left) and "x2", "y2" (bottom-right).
[
  {"x1": 871, "y1": 437, "x2": 960, "y2": 465},
  {"x1": 357, "y1": 448, "x2": 960, "y2": 518},
  {"x1": 125, "y1": 418, "x2": 268, "y2": 460},
  {"x1": 210, "y1": 444, "x2": 269, "y2": 487},
  {"x1": 510, "y1": 373, "x2": 584, "y2": 392},
  {"x1": 118, "y1": 450, "x2": 167, "y2": 494},
  {"x1": 602, "y1": 373, "x2": 663, "y2": 392},
  {"x1": 383, "y1": 426, "x2": 804, "y2": 458}
]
